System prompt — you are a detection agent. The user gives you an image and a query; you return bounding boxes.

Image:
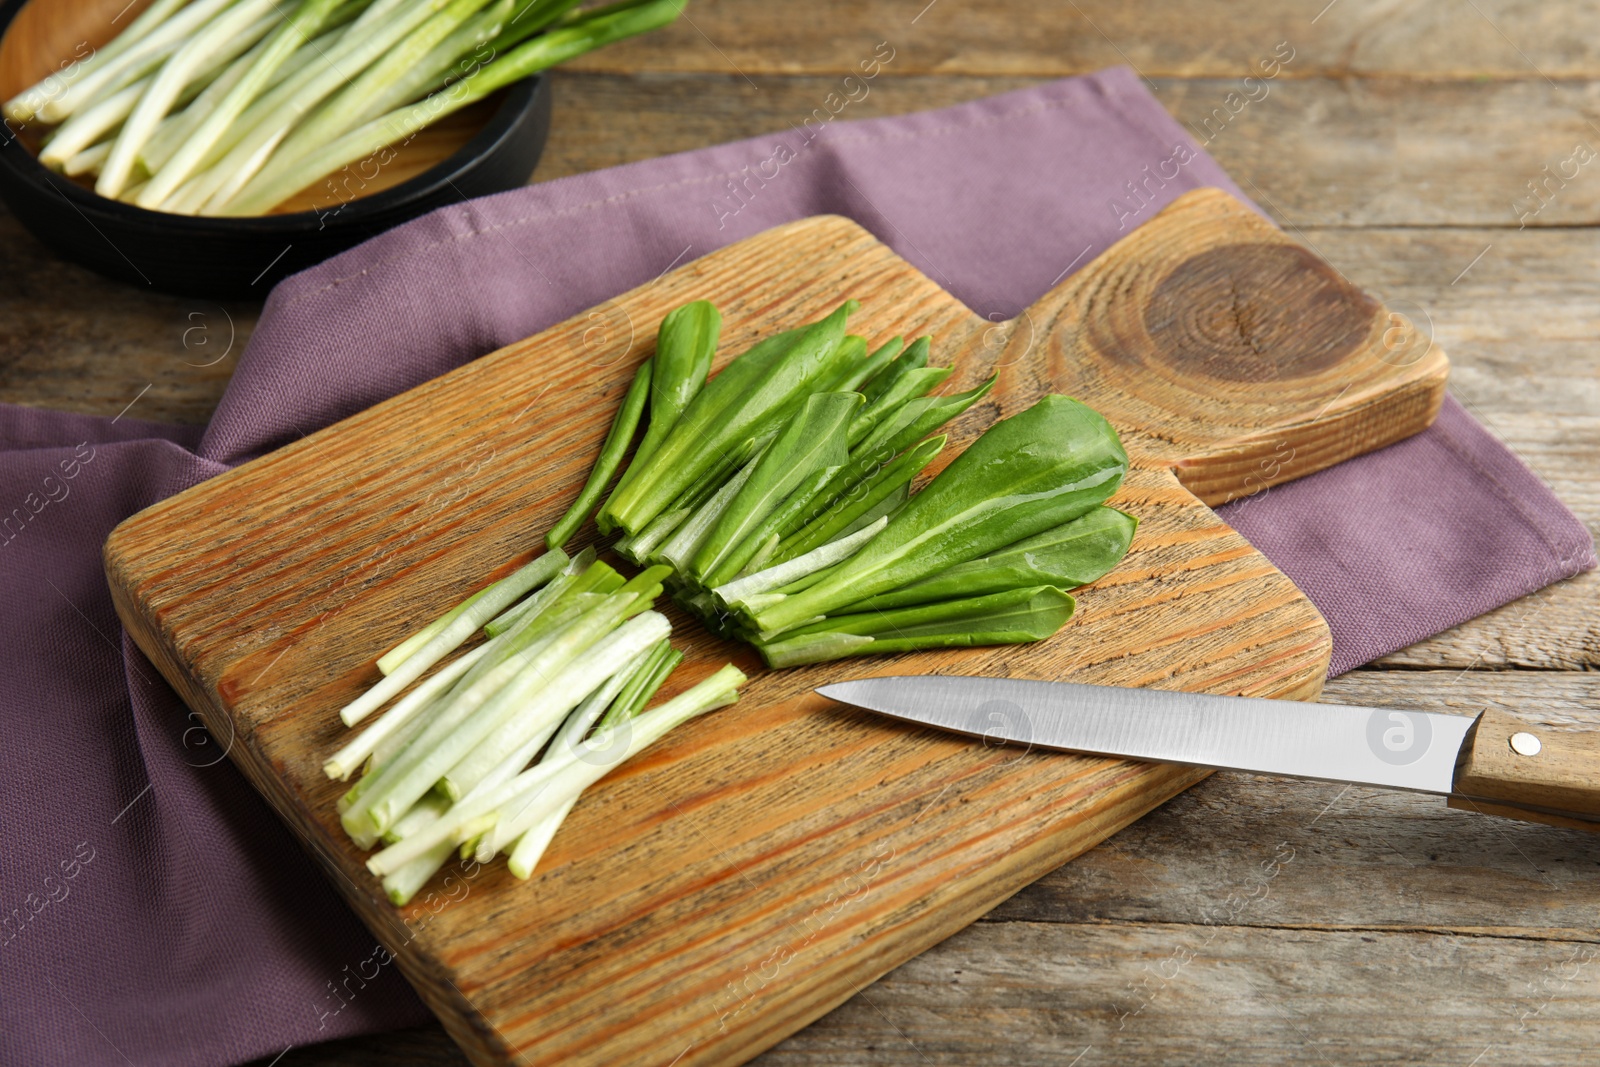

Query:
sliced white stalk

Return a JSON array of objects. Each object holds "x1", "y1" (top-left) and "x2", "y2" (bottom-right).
[
  {"x1": 368, "y1": 664, "x2": 745, "y2": 877},
  {"x1": 757, "y1": 631, "x2": 874, "y2": 669},
  {"x1": 440, "y1": 611, "x2": 671, "y2": 801},
  {"x1": 38, "y1": 0, "x2": 238, "y2": 125},
  {"x1": 45, "y1": 8, "x2": 279, "y2": 175},
  {"x1": 255, "y1": 0, "x2": 497, "y2": 188},
  {"x1": 337, "y1": 764, "x2": 378, "y2": 815},
  {"x1": 382, "y1": 792, "x2": 449, "y2": 845},
  {"x1": 98, "y1": 0, "x2": 283, "y2": 198},
  {"x1": 337, "y1": 551, "x2": 566, "y2": 727},
  {"x1": 620, "y1": 505, "x2": 689, "y2": 561},
  {"x1": 139, "y1": 17, "x2": 348, "y2": 175},
  {"x1": 652, "y1": 461, "x2": 757, "y2": 571},
  {"x1": 138, "y1": 0, "x2": 347, "y2": 208},
  {"x1": 376, "y1": 588, "x2": 489, "y2": 676},
  {"x1": 482, "y1": 547, "x2": 590, "y2": 637},
  {"x1": 503, "y1": 667, "x2": 744, "y2": 878},
  {"x1": 63, "y1": 141, "x2": 112, "y2": 176},
  {"x1": 2, "y1": 0, "x2": 188, "y2": 122},
  {"x1": 37, "y1": 79, "x2": 145, "y2": 169},
  {"x1": 340, "y1": 606, "x2": 585, "y2": 824},
  {"x1": 189, "y1": 0, "x2": 460, "y2": 214},
  {"x1": 349, "y1": 593, "x2": 635, "y2": 835},
  {"x1": 471, "y1": 641, "x2": 653, "y2": 863},
  {"x1": 323, "y1": 643, "x2": 491, "y2": 780},
  {"x1": 715, "y1": 516, "x2": 887, "y2": 611},
  {"x1": 367, "y1": 705, "x2": 432, "y2": 778},
  {"x1": 364, "y1": 0, "x2": 511, "y2": 118},
  {"x1": 381, "y1": 840, "x2": 455, "y2": 905}
]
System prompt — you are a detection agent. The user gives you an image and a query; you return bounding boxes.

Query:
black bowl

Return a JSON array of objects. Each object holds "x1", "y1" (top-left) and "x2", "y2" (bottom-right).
[{"x1": 0, "y1": 0, "x2": 551, "y2": 298}]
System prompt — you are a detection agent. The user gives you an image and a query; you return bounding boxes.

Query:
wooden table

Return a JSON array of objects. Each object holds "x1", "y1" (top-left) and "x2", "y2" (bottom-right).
[{"x1": 4, "y1": 2, "x2": 1595, "y2": 1064}]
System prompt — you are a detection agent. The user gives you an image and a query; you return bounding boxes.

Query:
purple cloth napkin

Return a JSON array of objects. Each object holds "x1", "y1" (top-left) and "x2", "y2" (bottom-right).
[{"x1": 2, "y1": 68, "x2": 1591, "y2": 1067}]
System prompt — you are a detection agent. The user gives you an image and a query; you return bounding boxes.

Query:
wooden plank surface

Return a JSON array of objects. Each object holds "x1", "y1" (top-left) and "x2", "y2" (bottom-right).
[
  {"x1": 1, "y1": 1, "x2": 1595, "y2": 1064},
  {"x1": 559, "y1": 0, "x2": 1600, "y2": 80},
  {"x1": 257, "y1": 673, "x2": 1600, "y2": 1067},
  {"x1": 104, "y1": 192, "x2": 1451, "y2": 1066}
]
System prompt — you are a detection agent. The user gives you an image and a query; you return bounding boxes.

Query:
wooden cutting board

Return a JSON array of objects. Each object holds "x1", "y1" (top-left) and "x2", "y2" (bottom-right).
[{"x1": 104, "y1": 188, "x2": 1447, "y2": 1067}]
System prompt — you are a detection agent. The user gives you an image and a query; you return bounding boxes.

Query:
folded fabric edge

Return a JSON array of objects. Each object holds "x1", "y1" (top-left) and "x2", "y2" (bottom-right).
[{"x1": 1, "y1": 400, "x2": 206, "y2": 453}]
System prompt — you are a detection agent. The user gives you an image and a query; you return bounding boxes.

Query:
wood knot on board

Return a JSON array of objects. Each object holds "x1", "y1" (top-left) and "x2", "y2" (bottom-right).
[{"x1": 1141, "y1": 243, "x2": 1378, "y2": 382}]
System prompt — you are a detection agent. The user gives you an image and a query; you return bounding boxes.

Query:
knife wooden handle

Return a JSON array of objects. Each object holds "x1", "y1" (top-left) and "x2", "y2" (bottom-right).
[{"x1": 1451, "y1": 709, "x2": 1600, "y2": 830}]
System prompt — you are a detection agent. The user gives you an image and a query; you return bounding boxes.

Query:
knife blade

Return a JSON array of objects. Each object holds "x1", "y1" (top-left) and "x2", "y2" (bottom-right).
[{"x1": 817, "y1": 675, "x2": 1600, "y2": 826}]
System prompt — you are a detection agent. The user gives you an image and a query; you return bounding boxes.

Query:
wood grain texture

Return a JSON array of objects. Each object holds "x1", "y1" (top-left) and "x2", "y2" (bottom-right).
[
  {"x1": 1453, "y1": 708, "x2": 1600, "y2": 822},
  {"x1": 1000, "y1": 671, "x2": 1600, "y2": 929},
  {"x1": 0, "y1": 0, "x2": 1581, "y2": 1062},
  {"x1": 559, "y1": 0, "x2": 1600, "y2": 79},
  {"x1": 530, "y1": 72, "x2": 1600, "y2": 229},
  {"x1": 104, "y1": 190, "x2": 1444, "y2": 1067}
]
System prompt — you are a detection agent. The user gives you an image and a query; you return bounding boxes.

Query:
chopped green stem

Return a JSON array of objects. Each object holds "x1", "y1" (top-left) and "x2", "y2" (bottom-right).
[
  {"x1": 324, "y1": 642, "x2": 490, "y2": 780},
  {"x1": 484, "y1": 547, "x2": 592, "y2": 636},
  {"x1": 137, "y1": 0, "x2": 347, "y2": 208},
  {"x1": 842, "y1": 506, "x2": 1136, "y2": 612},
  {"x1": 776, "y1": 434, "x2": 946, "y2": 564},
  {"x1": 715, "y1": 516, "x2": 887, "y2": 612},
  {"x1": 469, "y1": 635, "x2": 653, "y2": 862},
  {"x1": 439, "y1": 610, "x2": 671, "y2": 799},
  {"x1": 598, "y1": 639, "x2": 680, "y2": 728},
  {"x1": 351, "y1": 589, "x2": 641, "y2": 835},
  {"x1": 366, "y1": 663, "x2": 745, "y2": 877},
  {"x1": 97, "y1": 0, "x2": 282, "y2": 198},
  {"x1": 548, "y1": 357, "x2": 652, "y2": 549},
  {"x1": 337, "y1": 550, "x2": 566, "y2": 726},
  {"x1": 378, "y1": 585, "x2": 491, "y2": 676},
  {"x1": 757, "y1": 586, "x2": 1076, "y2": 667},
  {"x1": 381, "y1": 840, "x2": 456, "y2": 905},
  {"x1": 384, "y1": 792, "x2": 449, "y2": 844},
  {"x1": 221, "y1": 0, "x2": 685, "y2": 215}
]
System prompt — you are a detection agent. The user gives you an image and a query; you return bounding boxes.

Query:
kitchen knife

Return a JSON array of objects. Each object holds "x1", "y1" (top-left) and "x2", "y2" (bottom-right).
[{"x1": 818, "y1": 676, "x2": 1600, "y2": 828}]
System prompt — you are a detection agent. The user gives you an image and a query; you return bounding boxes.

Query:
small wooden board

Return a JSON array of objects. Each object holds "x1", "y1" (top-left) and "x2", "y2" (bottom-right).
[{"x1": 105, "y1": 189, "x2": 1447, "y2": 1066}]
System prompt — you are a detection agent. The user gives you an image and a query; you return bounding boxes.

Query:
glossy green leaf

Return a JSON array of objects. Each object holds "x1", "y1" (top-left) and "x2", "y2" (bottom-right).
[
  {"x1": 859, "y1": 335, "x2": 928, "y2": 404},
  {"x1": 839, "y1": 506, "x2": 1136, "y2": 612},
  {"x1": 547, "y1": 357, "x2": 652, "y2": 549},
  {"x1": 748, "y1": 395, "x2": 1127, "y2": 635},
  {"x1": 756, "y1": 585, "x2": 1076, "y2": 667},
  {"x1": 605, "y1": 300, "x2": 719, "y2": 517},
  {"x1": 600, "y1": 301, "x2": 857, "y2": 534},
  {"x1": 691, "y1": 391, "x2": 860, "y2": 584},
  {"x1": 776, "y1": 433, "x2": 946, "y2": 563}
]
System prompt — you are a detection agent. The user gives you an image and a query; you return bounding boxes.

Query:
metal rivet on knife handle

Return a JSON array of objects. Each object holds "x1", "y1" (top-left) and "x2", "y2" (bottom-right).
[{"x1": 1454, "y1": 708, "x2": 1600, "y2": 825}]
